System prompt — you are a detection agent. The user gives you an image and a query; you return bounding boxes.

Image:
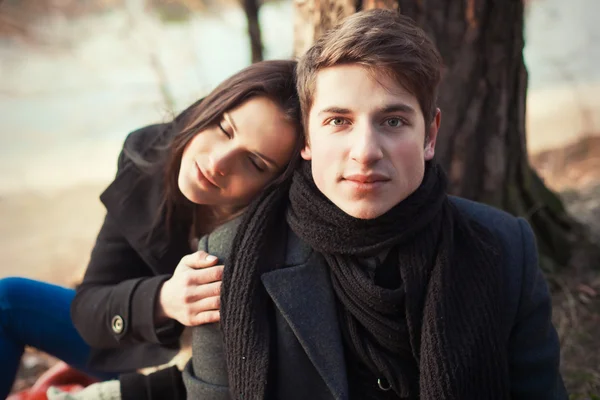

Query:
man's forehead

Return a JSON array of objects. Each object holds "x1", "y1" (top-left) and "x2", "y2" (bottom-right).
[{"x1": 310, "y1": 65, "x2": 418, "y2": 115}]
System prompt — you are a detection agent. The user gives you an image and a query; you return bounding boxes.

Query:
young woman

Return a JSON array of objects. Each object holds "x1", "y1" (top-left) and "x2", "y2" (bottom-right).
[{"x1": 0, "y1": 59, "x2": 303, "y2": 399}]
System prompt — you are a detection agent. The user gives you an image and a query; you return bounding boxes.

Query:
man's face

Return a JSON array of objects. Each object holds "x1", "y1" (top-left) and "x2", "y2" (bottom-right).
[{"x1": 302, "y1": 64, "x2": 440, "y2": 219}]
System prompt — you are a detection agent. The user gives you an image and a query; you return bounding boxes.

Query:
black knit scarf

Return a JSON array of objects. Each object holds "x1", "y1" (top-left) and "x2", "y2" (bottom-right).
[{"x1": 221, "y1": 161, "x2": 510, "y2": 399}]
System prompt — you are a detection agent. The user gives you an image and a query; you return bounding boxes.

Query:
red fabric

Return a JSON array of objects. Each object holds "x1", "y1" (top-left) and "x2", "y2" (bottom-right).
[{"x1": 8, "y1": 362, "x2": 97, "y2": 400}]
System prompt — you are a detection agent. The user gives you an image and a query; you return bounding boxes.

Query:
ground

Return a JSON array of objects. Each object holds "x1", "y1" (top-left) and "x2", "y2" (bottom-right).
[{"x1": 531, "y1": 136, "x2": 600, "y2": 398}]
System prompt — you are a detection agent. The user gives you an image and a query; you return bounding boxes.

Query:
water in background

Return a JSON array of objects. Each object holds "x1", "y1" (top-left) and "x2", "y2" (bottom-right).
[
  {"x1": 0, "y1": 0, "x2": 598, "y2": 194},
  {"x1": 0, "y1": 2, "x2": 293, "y2": 194}
]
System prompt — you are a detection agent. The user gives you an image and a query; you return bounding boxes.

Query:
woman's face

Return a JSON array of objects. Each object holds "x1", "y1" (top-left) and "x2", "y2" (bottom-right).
[{"x1": 178, "y1": 96, "x2": 297, "y2": 207}]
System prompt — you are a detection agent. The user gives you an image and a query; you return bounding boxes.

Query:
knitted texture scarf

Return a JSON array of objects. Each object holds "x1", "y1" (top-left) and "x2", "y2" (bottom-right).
[{"x1": 221, "y1": 161, "x2": 510, "y2": 399}]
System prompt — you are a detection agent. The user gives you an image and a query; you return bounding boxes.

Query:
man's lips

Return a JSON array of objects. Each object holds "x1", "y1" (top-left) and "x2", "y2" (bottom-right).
[
  {"x1": 343, "y1": 173, "x2": 390, "y2": 183},
  {"x1": 195, "y1": 162, "x2": 220, "y2": 189}
]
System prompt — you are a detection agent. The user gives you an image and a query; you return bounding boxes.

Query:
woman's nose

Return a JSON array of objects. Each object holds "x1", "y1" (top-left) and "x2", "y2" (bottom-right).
[{"x1": 208, "y1": 147, "x2": 234, "y2": 176}]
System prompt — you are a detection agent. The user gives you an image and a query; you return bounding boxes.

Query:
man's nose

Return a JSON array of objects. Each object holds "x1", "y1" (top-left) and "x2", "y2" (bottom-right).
[{"x1": 348, "y1": 122, "x2": 384, "y2": 165}]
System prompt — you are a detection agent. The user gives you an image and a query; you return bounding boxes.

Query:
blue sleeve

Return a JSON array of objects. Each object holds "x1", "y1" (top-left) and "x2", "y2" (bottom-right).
[{"x1": 508, "y1": 218, "x2": 568, "y2": 399}]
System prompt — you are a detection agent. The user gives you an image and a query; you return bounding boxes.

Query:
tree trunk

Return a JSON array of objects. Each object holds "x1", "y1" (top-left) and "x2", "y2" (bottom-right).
[
  {"x1": 241, "y1": 0, "x2": 263, "y2": 63},
  {"x1": 293, "y1": 0, "x2": 355, "y2": 58},
  {"x1": 293, "y1": 0, "x2": 595, "y2": 272}
]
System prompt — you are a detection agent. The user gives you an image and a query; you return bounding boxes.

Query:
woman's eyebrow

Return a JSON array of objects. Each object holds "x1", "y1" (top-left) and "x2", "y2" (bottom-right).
[{"x1": 224, "y1": 113, "x2": 238, "y2": 135}]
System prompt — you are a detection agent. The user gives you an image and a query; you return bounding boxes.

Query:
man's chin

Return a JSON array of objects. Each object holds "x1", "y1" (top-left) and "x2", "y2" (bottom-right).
[{"x1": 338, "y1": 201, "x2": 390, "y2": 220}]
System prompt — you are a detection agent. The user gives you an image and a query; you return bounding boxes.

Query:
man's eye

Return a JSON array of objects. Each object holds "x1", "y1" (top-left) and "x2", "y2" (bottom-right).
[
  {"x1": 218, "y1": 122, "x2": 232, "y2": 138},
  {"x1": 385, "y1": 118, "x2": 404, "y2": 127},
  {"x1": 327, "y1": 118, "x2": 347, "y2": 126}
]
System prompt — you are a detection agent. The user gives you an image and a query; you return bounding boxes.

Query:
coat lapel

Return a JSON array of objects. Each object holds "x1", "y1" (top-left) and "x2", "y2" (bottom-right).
[{"x1": 261, "y1": 246, "x2": 349, "y2": 400}]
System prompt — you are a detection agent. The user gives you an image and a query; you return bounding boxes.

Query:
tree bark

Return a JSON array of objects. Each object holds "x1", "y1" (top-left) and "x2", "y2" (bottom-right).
[
  {"x1": 293, "y1": 0, "x2": 355, "y2": 58},
  {"x1": 241, "y1": 0, "x2": 264, "y2": 63},
  {"x1": 293, "y1": 0, "x2": 595, "y2": 272}
]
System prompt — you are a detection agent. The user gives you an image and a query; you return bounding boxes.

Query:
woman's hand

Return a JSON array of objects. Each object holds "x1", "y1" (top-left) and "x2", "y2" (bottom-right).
[{"x1": 156, "y1": 251, "x2": 223, "y2": 326}]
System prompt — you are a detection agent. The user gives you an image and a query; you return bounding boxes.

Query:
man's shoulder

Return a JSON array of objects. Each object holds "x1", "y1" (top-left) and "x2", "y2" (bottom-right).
[
  {"x1": 450, "y1": 196, "x2": 536, "y2": 315},
  {"x1": 449, "y1": 195, "x2": 532, "y2": 274},
  {"x1": 198, "y1": 216, "x2": 244, "y2": 265},
  {"x1": 449, "y1": 196, "x2": 532, "y2": 254},
  {"x1": 449, "y1": 195, "x2": 519, "y2": 231}
]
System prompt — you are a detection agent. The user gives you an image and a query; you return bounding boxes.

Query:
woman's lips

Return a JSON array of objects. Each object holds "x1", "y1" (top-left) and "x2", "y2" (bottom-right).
[{"x1": 195, "y1": 162, "x2": 219, "y2": 189}]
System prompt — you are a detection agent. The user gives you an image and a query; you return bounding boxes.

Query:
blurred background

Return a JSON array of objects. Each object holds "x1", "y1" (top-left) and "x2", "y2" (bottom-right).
[{"x1": 1, "y1": 0, "x2": 599, "y2": 397}]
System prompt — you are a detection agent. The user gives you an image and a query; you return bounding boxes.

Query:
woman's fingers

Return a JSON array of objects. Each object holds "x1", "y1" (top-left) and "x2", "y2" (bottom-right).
[
  {"x1": 185, "y1": 264, "x2": 224, "y2": 286},
  {"x1": 183, "y1": 251, "x2": 219, "y2": 269},
  {"x1": 192, "y1": 294, "x2": 221, "y2": 312},
  {"x1": 179, "y1": 296, "x2": 221, "y2": 326},
  {"x1": 160, "y1": 251, "x2": 224, "y2": 326},
  {"x1": 190, "y1": 309, "x2": 221, "y2": 325},
  {"x1": 184, "y1": 280, "x2": 222, "y2": 303}
]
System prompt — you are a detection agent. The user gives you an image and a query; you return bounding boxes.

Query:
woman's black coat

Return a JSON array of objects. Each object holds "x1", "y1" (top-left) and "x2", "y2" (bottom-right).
[{"x1": 71, "y1": 123, "x2": 191, "y2": 371}]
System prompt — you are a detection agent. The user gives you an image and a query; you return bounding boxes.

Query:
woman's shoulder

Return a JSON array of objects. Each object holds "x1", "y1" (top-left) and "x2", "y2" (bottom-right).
[
  {"x1": 123, "y1": 123, "x2": 173, "y2": 157},
  {"x1": 100, "y1": 123, "x2": 172, "y2": 218},
  {"x1": 113, "y1": 123, "x2": 174, "y2": 174}
]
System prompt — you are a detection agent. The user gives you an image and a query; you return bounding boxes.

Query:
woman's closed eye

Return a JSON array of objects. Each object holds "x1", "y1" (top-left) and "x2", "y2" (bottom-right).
[
  {"x1": 248, "y1": 155, "x2": 266, "y2": 173},
  {"x1": 218, "y1": 122, "x2": 232, "y2": 139}
]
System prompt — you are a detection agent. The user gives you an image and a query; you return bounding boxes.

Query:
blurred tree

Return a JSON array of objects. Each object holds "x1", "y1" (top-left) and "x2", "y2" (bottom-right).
[
  {"x1": 1, "y1": 0, "x2": 267, "y2": 63},
  {"x1": 241, "y1": 0, "x2": 264, "y2": 63},
  {"x1": 293, "y1": 0, "x2": 354, "y2": 58},
  {"x1": 0, "y1": 0, "x2": 125, "y2": 41},
  {"x1": 293, "y1": 0, "x2": 595, "y2": 272}
]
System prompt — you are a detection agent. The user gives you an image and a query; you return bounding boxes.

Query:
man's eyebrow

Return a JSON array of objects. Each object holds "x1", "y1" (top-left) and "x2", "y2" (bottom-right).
[
  {"x1": 379, "y1": 103, "x2": 417, "y2": 115},
  {"x1": 317, "y1": 107, "x2": 352, "y2": 116},
  {"x1": 317, "y1": 104, "x2": 417, "y2": 116}
]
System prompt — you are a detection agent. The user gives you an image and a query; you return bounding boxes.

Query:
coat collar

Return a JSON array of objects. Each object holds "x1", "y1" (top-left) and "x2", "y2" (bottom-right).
[
  {"x1": 261, "y1": 232, "x2": 349, "y2": 400},
  {"x1": 99, "y1": 125, "x2": 190, "y2": 275}
]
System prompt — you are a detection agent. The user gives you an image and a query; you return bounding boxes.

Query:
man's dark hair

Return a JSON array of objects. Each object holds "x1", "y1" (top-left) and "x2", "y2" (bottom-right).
[{"x1": 296, "y1": 9, "x2": 443, "y2": 129}]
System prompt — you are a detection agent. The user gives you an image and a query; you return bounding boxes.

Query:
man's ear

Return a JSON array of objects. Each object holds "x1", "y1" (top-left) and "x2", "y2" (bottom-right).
[
  {"x1": 424, "y1": 108, "x2": 441, "y2": 160},
  {"x1": 300, "y1": 143, "x2": 312, "y2": 160}
]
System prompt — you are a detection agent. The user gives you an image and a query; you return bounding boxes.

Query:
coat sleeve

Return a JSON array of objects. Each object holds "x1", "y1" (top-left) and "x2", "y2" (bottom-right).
[
  {"x1": 118, "y1": 210, "x2": 242, "y2": 400},
  {"x1": 71, "y1": 131, "x2": 181, "y2": 349},
  {"x1": 508, "y1": 218, "x2": 568, "y2": 399},
  {"x1": 120, "y1": 366, "x2": 186, "y2": 400}
]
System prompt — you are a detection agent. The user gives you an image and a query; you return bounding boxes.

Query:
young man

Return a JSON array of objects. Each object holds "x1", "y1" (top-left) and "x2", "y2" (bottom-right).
[{"x1": 184, "y1": 9, "x2": 567, "y2": 400}]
